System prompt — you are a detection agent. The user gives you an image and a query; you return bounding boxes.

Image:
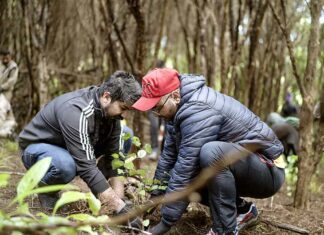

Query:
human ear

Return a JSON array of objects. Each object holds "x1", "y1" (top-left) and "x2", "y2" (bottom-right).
[
  {"x1": 103, "y1": 91, "x2": 112, "y2": 104},
  {"x1": 171, "y1": 89, "x2": 181, "y2": 103}
]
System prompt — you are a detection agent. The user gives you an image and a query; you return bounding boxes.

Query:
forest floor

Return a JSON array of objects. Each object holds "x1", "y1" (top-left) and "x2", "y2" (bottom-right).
[{"x1": 0, "y1": 140, "x2": 323, "y2": 235}]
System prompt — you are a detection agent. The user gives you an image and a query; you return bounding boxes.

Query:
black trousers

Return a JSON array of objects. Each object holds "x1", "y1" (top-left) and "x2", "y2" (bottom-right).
[{"x1": 199, "y1": 141, "x2": 285, "y2": 233}]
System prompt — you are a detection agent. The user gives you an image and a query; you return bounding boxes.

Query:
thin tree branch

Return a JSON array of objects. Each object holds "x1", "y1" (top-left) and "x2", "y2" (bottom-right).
[
  {"x1": 262, "y1": 219, "x2": 310, "y2": 234},
  {"x1": 0, "y1": 171, "x2": 25, "y2": 176},
  {"x1": 117, "y1": 225, "x2": 151, "y2": 235},
  {"x1": 175, "y1": 0, "x2": 193, "y2": 72},
  {"x1": 267, "y1": 0, "x2": 306, "y2": 98},
  {"x1": 106, "y1": 0, "x2": 135, "y2": 74}
]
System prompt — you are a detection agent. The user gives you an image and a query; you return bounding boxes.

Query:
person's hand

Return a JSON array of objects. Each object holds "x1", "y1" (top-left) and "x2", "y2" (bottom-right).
[
  {"x1": 98, "y1": 187, "x2": 126, "y2": 214},
  {"x1": 148, "y1": 221, "x2": 171, "y2": 235}
]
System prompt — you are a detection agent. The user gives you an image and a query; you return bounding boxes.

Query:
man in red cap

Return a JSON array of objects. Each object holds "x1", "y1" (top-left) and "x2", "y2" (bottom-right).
[{"x1": 133, "y1": 68, "x2": 285, "y2": 235}]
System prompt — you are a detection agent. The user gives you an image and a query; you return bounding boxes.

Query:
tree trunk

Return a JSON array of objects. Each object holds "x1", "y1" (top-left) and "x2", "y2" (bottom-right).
[
  {"x1": 38, "y1": 54, "x2": 50, "y2": 106},
  {"x1": 294, "y1": 0, "x2": 321, "y2": 209}
]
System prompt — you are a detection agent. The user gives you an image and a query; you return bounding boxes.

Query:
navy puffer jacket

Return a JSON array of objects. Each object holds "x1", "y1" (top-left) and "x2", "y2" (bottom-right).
[{"x1": 154, "y1": 74, "x2": 283, "y2": 226}]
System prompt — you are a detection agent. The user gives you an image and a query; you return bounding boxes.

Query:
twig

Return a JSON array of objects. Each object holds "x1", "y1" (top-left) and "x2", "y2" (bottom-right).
[
  {"x1": 116, "y1": 225, "x2": 151, "y2": 235},
  {"x1": 0, "y1": 171, "x2": 25, "y2": 176},
  {"x1": 262, "y1": 219, "x2": 310, "y2": 234}
]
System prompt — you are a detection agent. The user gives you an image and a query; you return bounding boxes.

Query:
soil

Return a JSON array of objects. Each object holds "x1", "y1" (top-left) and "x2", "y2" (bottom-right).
[{"x1": 0, "y1": 143, "x2": 323, "y2": 235}]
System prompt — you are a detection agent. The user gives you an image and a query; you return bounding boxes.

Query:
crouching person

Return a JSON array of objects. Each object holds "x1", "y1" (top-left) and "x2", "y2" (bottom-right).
[
  {"x1": 132, "y1": 68, "x2": 285, "y2": 235},
  {"x1": 18, "y1": 71, "x2": 142, "y2": 227}
]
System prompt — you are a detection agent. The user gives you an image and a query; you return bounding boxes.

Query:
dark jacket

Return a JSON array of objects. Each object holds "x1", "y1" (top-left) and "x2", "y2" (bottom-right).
[
  {"x1": 154, "y1": 74, "x2": 283, "y2": 226},
  {"x1": 19, "y1": 86, "x2": 121, "y2": 194},
  {"x1": 271, "y1": 123, "x2": 299, "y2": 156}
]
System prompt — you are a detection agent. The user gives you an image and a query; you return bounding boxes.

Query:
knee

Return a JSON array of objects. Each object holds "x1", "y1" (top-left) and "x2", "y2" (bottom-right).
[
  {"x1": 200, "y1": 142, "x2": 223, "y2": 168},
  {"x1": 55, "y1": 158, "x2": 76, "y2": 183}
]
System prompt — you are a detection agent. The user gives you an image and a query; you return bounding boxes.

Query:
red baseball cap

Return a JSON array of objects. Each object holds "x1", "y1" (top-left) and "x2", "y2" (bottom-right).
[{"x1": 132, "y1": 68, "x2": 180, "y2": 111}]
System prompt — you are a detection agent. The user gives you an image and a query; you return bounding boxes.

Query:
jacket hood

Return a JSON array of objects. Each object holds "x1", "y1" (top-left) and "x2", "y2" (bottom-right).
[{"x1": 179, "y1": 74, "x2": 206, "y2": 106}]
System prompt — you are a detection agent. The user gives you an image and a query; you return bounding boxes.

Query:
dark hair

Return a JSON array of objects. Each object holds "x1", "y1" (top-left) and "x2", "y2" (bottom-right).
[
  {"x1": 0, "y1": 49, "x2": 11, "y2": 56},
  {"x1": 99, "y1": 70, "x2": 142, "y2": 105}
]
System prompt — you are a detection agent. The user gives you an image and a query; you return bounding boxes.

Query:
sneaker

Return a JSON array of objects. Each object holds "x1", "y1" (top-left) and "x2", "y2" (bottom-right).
[
  {"x1": 38, "y1": 192, "x2": 60, "y2": 211},
  {"x1": 37, "y1": 181, "x2": 60, "y2": 211},
  {"x1": 148, "y1": 148, "x2": 159, "y2": 160},
  {"x1": 236, "y1": 203, "x2": 259, "y2": 231}
]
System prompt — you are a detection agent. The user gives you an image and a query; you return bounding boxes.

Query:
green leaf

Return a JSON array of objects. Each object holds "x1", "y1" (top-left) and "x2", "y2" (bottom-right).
[
  {"x1": 143, "y1": 219, "x2": 150, "y2": 227},
  {"x1": 12, "y1": 184, "x2": 78, "y2": 205},
  {"x1": 95, "y1": 215, "x2": 110, "y2": 223},
  {"x1": 119, "y1": 152, "x2": 126, "y2": 159},
  {"x1": 11, "y1": 232, "x2": 24, "y2": 235},
  {"x1": 0, "y1": 173, "x2": 10, "y2": 187},
  {"x1": 117, "y1": 169, "x2": 124, "y2": 175},
  {"x1": 139, "y1": 189, "x2": 146, "y2": 196},
  {"x1": 137, "y1": 149, "x2": 147, "y2": 158},
  {"x1": 129, "y1": 169, "x2": 137, "y2": 176},
  {"x1": 144, "y1": 178, "x2": 153, "y2": 185},
  {"x1": 150, "y1": 185, "x2": 158, "y2": 191},
  {"x1": 111, "y1": 153, "x2": 119, "y2": 159},
  {"x1": 131, "y1": 136, "x2": 141, "y2": 147},
  {"x1": 144, "y1": 144, "x2": 152, "y2": 154},
  {"x1": 36, "y1": 212, "x2": 49, "y2": 220},
  {"x1": 112, "y1": 159, "x2": 124, "y2": 170},
  {"x1": 15, "y1": 202, "x2": 30, "y2": 215},
  {"x1": 50, "y1": 227, "x2": 77, "y2": 235},
  {"x1": 17, "y1": 157, "x2": 52, "y2": 201},
  {"x1": 86, "y1": 192, "x2": 101, "y2": 216},
  {"x1": 136, "y1": 169, "x2": 146, "y2": 177},
  {"x1": 53, "y1": 191, "x2": 87, "y2": 215},
  {"x1": 153, "y1": 179, "x2": 161, "y2": 184},
  {"x1": 68, "y1": 213, "x2": 96, "y2": 221},
  {"x1": 122, "y1": 132, "x2": 132, "y2": 141},
  {"x1": 125, "y1": 155, "x2": 136, "y2": 163},
  {"x1": 124, "y1": 161, "x2": 135, "y2": 170}
]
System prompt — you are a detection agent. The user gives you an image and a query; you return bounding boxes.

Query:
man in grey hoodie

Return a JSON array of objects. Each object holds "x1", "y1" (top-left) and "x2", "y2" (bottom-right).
[{"x1": 19, "y1": 71, "x2": 141, "y2": 224}]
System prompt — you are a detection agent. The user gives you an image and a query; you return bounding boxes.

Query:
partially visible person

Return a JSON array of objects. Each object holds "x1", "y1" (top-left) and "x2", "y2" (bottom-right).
[
  {"x1": 266, "y1": 112, "x2": 299, "y2": 158},
  {"x1": 18, "y1": 71, "x2": 142, "y2": 227},
  {"x1": 110, "y1": 120, "x2": 135, "y2": 199},
  {"x1": 0, "y1": 49, "x2": 19, "y2": 102},
  {"x1": 133, "y1": 68, "x2": 285, "y2": 235},
  {"x1": 271, "y1": 123, "x2": 299, "y2": 157},
  {"x1": 0, "y1": 49, "x2": 19, "y2": 137},
  {"x1": 281, "y1": 92, "x2": 299, "y2": 117},
  {"x1": 0, "y1": 94, "x2": 16, "y2": 137},
  {"x1": 266, "y1": 112, "x2": 286, "y2": 127}
]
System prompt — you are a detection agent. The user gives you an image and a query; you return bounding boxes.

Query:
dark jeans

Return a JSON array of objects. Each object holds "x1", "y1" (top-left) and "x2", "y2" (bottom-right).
[
  {"x1": 199, "y1": 141, "x2": 285, "y2": 233},
  {"x1": 21, "y1": 143, "x2": 77, "y2": 185},
  {"x1": 121, "y1": 125, "x2": 134, "y2": 154}
]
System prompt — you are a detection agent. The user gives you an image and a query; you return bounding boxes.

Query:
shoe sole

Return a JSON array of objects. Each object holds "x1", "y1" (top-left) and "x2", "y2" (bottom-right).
[{"x1": 238, "y1": 215, "x2": 259, "y2": 231}]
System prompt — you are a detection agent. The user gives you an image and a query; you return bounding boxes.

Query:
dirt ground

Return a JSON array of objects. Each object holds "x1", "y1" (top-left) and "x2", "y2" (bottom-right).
[{"x1": 0, "y1": 142, "x2": 323, "y2": 235}]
